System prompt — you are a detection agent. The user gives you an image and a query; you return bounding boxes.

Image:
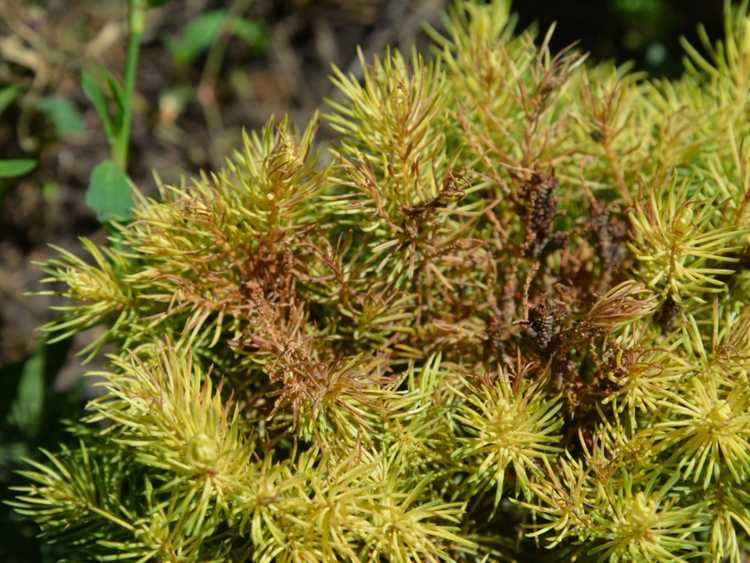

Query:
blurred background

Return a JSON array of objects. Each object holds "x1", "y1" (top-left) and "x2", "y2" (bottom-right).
[{"x1": 0, "y1": 0, "x2": 731, "y2": 560}]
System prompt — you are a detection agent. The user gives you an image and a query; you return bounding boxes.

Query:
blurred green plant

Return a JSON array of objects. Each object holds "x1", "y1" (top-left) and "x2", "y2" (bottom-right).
[
  {"x1": 0, "y1": 85, "x2": 23, "y2": 114},
  {"x1": 167, "y1": 9, "x2": 265, "y2": 67},
  {"x1": 36, "y1": 96, "x2": 85, "y2": 137},
  {"x1": 0, "y1": 339, "x2": 83, "y2": 563},
  {"x1": 0, "y1": 85, "x2": 37, "y2": 182},
  {"x1": 0, "y1": 77, "x2": 91, "y2": 192},
  {"x1": 81, "y1": 0, "x2": 156, "y2": 224},
  {"x1": 0, "y1": 159, "x2": 36, "y2": 179},
  {"x1": 165, "y1": 0, "x2": 266, "y2": 164}
]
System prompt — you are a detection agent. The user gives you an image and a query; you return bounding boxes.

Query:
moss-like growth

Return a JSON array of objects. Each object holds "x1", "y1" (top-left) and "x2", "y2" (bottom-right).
[{"x1": 12, "y1": 1, "x2": 750, "y2": 560}]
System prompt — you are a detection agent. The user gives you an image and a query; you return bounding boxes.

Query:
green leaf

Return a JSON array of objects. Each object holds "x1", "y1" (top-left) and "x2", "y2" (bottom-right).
[
  {"x1": 36, "y1": 96, "x2": 85, "y2": 136},
  {"x1": 0, "y1": 84, "x2": 23, "y2": 116},
  {"x1": 230, "y1": 18, "x2": 266, "y2": 50},
  {"x1": 167, "y1": 10, "x2": 229, "y2": 65},
  {"x1": 104, "y1": 71, "x2": 126, "y2": 132},
  {"x1": 0, "y1": 159, "x2": 37, "y2": 178},
  {"x1": 167, "y1": 11, "x2": 266, "y2": 66},
  {"x1": 148, "y1": 0, "x2": 172, "y2": 6},
  {"x1": 8, "y1": 348, "x2": 46, "y2": 437},
  {"x1": 85, "y1": 160, "x2": 134, "y2": 222},
  {"x1": 82, "y1": 70, "x2": 115, "y2": 144}
]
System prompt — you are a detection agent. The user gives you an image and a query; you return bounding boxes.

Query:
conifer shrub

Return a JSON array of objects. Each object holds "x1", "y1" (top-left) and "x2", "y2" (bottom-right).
[{"x1": 12, "y1": 1, "x2": 750, "y2": 560}]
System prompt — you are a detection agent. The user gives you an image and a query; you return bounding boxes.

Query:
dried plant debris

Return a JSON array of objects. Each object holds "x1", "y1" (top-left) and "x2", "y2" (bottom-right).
[
  {"x1": 13, "y1": 1, "x2": 750, "y2": 561},
  {"x1": 519, "y1": 171, "x2": 561, "y2": 259}
]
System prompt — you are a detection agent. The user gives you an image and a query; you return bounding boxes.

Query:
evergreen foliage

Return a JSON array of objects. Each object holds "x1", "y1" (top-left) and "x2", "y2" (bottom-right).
[{"x1": 11, "y1": 1, "x2": 750, "y2": 560}]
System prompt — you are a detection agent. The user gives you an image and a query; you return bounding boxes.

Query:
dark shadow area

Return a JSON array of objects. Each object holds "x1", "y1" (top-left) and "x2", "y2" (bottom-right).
[{"x1": 515, "y1": 0, "x2": 726, "y2": 76}]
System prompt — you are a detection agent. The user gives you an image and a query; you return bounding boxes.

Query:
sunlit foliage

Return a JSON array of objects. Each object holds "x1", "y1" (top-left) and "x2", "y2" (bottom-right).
[{"x1": 12, "y1": 0, "x2": 750, "y2": 560}]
